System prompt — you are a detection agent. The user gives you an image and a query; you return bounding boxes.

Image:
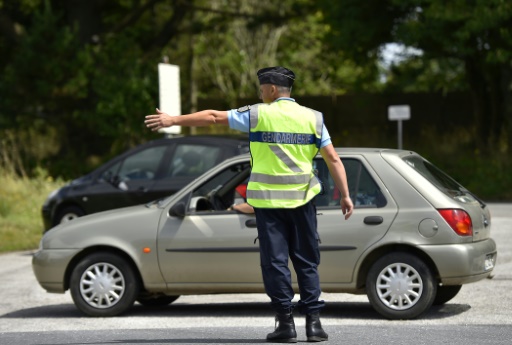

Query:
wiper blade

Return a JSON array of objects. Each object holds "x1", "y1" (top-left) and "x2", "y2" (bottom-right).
[
  {"x1": 446, "y1": 189, "x2": 465, "y2": 197},
  {"x1": 465, "y1": 190, "x2": 486, "y2": 208},
  {"x1": 448, "y1": 189, "x2": 486, "y2": 209}
]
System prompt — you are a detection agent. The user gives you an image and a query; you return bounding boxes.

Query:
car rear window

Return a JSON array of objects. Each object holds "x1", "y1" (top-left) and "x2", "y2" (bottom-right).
[
  {"x1": 403, "y1": 156, "x2": 459, "y2": 189},
  {"x1": 402, "y1": 155, "x2": 475, "y2": 200},
  {"x1": 314, "y1": 158, "x2": 386, "y2": 208}
]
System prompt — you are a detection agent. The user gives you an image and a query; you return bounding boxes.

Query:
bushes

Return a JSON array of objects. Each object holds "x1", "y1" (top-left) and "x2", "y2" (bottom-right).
[
  {"x1": 437, "y1": 153, "x2": 512, "y2": 201},
  {"x1": 0, "y1": 168, "x2": 65, "y2": 252},
  {"x1": 0, "y1": 131, "x2": 66, "y2": 252}
]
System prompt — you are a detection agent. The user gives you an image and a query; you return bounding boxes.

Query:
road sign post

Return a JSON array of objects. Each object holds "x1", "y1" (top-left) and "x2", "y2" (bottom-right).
[{"x1": 388, "y1": 105, "x2": 411, "y2": 149}]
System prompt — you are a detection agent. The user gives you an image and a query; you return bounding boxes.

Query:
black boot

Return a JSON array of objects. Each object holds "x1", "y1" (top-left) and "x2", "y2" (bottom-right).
[
  {"x1": 266, "y1": 313, "x2": 297, "y2": 343},
  {"x1": 306, "y1": 312, "x2": 328, "y2": 342}
]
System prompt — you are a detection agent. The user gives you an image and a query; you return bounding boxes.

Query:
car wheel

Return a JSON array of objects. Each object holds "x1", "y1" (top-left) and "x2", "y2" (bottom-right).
[
  {"x1": 56, "y1": 206, "x2": 84, "y2": 225},
  {"x1": 366, "y1": 252, "x2": 437, "y2": 320},
  {"x1": 70, "y1": 252, "x2": 140, "y2": 317},
  {"x1": 433, "y1": 285, "x2": 462, "y2": 305},
  {"x1": 136, "y1": 294, "x2": 180, "y2": 307}
]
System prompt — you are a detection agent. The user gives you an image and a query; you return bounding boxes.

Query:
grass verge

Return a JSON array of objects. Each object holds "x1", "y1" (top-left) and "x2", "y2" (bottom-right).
[{"x1": 0, "y1": 169, "x2": 65, "y2": 253}]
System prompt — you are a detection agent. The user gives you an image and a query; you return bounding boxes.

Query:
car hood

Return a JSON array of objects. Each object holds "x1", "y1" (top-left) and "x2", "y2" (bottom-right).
[
  {"x1": 42, "y1": 204, "x2": 163, "y2": 249},
  {"x1": 62, "y1": 172, "x2": 95, "y2": 188},
  {"x1": 50, "y1": 174, "x2": 91, "y2": 198}
]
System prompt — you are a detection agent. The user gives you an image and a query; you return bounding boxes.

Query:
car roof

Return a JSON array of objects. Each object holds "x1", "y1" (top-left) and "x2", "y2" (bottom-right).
[
  {"x1": 217, "y1": 147, "x2": 420, "y2": 168},
  {"x1": 333, "y1": 147, "x2": 414, "y2": 155},
  {"x1": 223, "y1": 147, "x2": 417, "y2": 158}
]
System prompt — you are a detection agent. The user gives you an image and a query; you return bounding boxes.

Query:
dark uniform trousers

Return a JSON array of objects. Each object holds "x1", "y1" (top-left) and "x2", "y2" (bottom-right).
[{"x1": 254, "y1": 200, "x2": 325, "y2": 315}]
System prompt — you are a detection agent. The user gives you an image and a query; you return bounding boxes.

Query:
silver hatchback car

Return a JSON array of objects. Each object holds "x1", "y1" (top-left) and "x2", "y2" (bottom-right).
[{"x1": 33, "y1": 148, "x2": 497, "y2": 319}]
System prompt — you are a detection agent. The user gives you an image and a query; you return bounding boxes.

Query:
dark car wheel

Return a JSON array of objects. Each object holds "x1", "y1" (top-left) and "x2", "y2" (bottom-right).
[
  {"x1": 366, "y1": 252, "x2": 437, "y2": 320},
  {"x1": 70, "y1": 252, "x2": 140, "y2": 317},
  {"x1": 433, "y1": 285, "x2": 462, "y2": 305},
  {"x1": 56, "y1": 206, "x2": 85, "y2": 225},
  {"x1": 136, "y1": 294, "x2": 180, "y2": 307}
]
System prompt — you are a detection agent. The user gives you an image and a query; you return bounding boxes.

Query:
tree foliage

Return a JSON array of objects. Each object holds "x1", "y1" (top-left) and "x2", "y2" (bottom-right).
[
  {"x1": 0, "y1": 0, "x2": 511, "y2": 180},
  {"x1": 318, "y1": 0, "x2": 512, "y2": 152},
  {"x1": 0, "y1": 0, "x2": 375, "y2": 177}
]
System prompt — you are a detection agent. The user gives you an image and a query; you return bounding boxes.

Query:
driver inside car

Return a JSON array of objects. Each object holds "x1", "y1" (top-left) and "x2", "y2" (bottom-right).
[{"x1": 227, "y1": 183, "x2": 254, "y2": 214}]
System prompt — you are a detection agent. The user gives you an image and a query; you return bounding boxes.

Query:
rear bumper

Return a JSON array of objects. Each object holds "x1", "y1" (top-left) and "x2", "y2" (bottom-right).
[
  {"x1": 32, "y1": 248, "x2": 81, "y2": 293},
  {"x1": 418, "y1": 238, "x2": 497, "y2": 285}
]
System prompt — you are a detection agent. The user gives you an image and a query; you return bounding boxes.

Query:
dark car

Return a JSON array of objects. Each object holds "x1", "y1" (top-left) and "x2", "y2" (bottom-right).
[{"x1": 41, "y1": 135, "x2": 249, "y2": 231}]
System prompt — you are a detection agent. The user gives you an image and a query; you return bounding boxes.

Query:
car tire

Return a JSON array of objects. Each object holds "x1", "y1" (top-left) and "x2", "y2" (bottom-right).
[
  {"x1": 433, "y1": 285, "x2": 462, "y2": 305},
  {"x1": 56, "y1": 206, "x2": 85, "y2": 225},
  {"x1": 70, "y1": 252, "x2": 140, "y2": 317},
  {"x1": 366, "y1": 252, "x2": 437, "y2": 320},
  {"x1": 136, "y1": 294, "x2": 180, "y2": 307}
]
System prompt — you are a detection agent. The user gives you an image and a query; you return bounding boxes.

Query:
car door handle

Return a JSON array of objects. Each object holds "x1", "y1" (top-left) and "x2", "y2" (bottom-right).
[
  {"x1": 245, "y1": 219, "x2": 257, "y2": 228},
  {"x1": 364, "y1": 216, "x2": 383, "y2": 225}
]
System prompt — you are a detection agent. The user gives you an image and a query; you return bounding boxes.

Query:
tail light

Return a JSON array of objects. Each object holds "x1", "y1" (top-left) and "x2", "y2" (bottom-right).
[{"x1": 438, "y1": 209, "x2": 473, "y2": 236}]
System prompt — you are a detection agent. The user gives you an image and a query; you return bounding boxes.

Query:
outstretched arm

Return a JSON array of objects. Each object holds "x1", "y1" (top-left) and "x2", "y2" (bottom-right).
[{"x1": 145, "y1": 108, "x2": 229, "y2": 131}]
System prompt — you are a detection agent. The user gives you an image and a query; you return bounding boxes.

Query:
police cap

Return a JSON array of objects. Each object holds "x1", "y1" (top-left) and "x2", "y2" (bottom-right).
[{"x1": 257, "y1": 66, "x2": 295, "y2": 88}]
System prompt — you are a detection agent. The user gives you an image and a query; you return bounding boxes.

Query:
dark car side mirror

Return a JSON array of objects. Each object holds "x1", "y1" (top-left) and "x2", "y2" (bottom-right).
[
  {"x1": 107, "y1": 175, "x2": 129, "y2": 191},
  {"x1": 169, "y1": 202, "x2": 186, "y2": 218},
  {"x1": 117, "y1": 181, "x2": 129, "y2": 191}
]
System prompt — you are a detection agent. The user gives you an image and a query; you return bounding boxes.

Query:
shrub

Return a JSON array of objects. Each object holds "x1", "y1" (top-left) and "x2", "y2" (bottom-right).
[{"x1": 0, "y1": 168, "x2": 65, "y2": 252}]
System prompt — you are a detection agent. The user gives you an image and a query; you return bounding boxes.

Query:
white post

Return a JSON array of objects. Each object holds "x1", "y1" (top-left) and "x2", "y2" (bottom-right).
[
  {"x1": 397, "y1": 119, "x2": 403, "y2": 149},
  {"x1": 158, "y1": 63, "x2": 182, "y2": 136}
]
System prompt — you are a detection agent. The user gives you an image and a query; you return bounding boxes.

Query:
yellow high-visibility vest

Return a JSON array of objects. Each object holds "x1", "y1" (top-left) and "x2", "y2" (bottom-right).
[{"x1": 247, "y1": 99, "x2": 323, "y2": 208}]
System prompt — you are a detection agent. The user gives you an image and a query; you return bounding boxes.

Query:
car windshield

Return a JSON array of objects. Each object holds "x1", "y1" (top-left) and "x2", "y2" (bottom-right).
[{"x1": 403, "y1": 156, "x2": 482, "y2": 204}]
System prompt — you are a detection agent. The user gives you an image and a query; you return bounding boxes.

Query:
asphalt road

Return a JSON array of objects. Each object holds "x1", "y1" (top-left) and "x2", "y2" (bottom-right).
[{"x1": 1, "y1": 203, "x2": 511, "y2": 345}]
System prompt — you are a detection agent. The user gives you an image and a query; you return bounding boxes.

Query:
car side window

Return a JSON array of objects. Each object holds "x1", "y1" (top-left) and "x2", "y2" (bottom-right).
[
  {"x1": 117, "y1": 146, "x2": 168, "y2": 181},
  {"x1": 99, "y1": 161, "x2": 121, "y2": 182},
  {"x1": 189, "y1": 163, "x2": 251, "y2": 212},
  {"x1": 314, "y1": 158, "x2": 386, "y2": 208},
  {"x1": 167, "y1": 145, "x2": 222, "y2": 178}
]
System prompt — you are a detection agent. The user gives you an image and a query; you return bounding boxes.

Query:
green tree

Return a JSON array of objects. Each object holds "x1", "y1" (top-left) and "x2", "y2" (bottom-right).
[
  {"x1": 0, "y1": 0, "x2": 378, "y2": 177},
  {"x1": 0, "y1": 0, "x2": 193, "y2": 176},
  {"x1": 318, "y1": 0, "x2": 512, "y2": 152}
]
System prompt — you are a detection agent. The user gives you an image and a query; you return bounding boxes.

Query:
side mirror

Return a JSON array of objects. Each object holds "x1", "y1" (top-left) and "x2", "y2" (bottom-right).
[
  {"x1": 169, "y1": 202, "x2": 186, "y2": 218},
  {"x1": 117, "y1": 181, "x2": 129, "y2": 191},
  {"x1": 108, "y1": 175, "x2": 128, "y2": 191}
]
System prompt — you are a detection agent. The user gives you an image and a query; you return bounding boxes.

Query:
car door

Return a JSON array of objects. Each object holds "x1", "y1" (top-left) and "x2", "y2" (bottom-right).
[
  {"x1": 156, "y1": 162, "x2": 263, "y2": 289},
  {"x1": 313, "y1": 156, "x2": 398, "y2": 284},
  {"x1": 157, "y1": 211, "x2": 260, "y2": 286}
]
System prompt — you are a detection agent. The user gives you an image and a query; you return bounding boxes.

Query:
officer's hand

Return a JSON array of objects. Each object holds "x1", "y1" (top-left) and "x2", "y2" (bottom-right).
[
  {"x1": 340, "y1": 196, "x2": 354, "y2": 220},
  {"x1": 145, "y1": 108, "x2": 176, "y2": 131}
]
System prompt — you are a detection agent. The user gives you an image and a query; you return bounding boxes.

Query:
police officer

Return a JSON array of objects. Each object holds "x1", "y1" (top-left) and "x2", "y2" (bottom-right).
[{"x1": 145, "y1": 66, "x2": 354, "y2": 343}]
